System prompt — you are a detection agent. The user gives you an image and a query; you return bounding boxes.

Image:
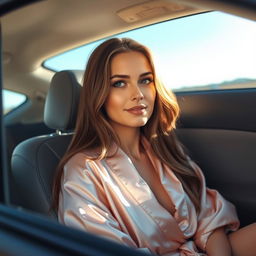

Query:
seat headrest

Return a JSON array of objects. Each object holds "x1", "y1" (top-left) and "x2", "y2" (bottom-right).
[{"x1": 44, "y1": 70, "x2": 82, "y2": 131}]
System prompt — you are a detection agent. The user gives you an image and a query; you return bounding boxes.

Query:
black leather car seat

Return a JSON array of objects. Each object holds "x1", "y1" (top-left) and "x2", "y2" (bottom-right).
[{"x1": 11, "y1": 70, "x2": 81, "y2": 219}]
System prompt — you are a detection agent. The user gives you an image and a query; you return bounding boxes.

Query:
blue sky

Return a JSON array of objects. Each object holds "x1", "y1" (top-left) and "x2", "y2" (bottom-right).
[{"x1": 45, "y1": 11, "x2": 256, "y2": 90}]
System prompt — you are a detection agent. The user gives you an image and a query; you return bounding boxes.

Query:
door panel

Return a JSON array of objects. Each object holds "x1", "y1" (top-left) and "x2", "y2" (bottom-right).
[
  {"x1": 177, "y1": 89, "x2": 256, "y2": 131},
  {"x1": 176, "y1": 89, "x2": 256, "y2": 227}
]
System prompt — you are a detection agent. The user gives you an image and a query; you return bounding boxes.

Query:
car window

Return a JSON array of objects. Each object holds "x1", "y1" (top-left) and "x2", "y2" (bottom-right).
[
  {"x1": 2, "y1": 89, "x2": 27, "y2": 114},
  {"x1": 44, "y1": 11, "x2": 256, "y2": 92}
]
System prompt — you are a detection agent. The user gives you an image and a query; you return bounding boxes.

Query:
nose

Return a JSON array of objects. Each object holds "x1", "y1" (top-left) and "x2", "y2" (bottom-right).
[{"x1": 131, "y1": 84, "x2": 144, "y2": 101}]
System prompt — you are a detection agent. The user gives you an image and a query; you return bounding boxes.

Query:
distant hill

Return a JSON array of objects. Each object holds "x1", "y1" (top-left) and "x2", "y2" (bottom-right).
[{"x1": 177, "y1": 78, "x2": 256, "y2": 91}]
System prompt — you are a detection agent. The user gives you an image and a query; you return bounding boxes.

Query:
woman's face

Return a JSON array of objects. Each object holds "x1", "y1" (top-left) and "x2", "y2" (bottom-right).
[{"x1": 104, "y1": 51, "x2": 156, "y2": 131}]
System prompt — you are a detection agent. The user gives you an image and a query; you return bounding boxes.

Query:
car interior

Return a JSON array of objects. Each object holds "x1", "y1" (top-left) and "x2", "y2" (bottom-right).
[{"x1": 0, "y1": 0, "x2": 256, "y2": 255}]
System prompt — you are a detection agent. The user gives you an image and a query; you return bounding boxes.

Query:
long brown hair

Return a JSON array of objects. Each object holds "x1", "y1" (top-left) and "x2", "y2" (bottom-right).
[{"x1": 52, "y1": 38, "x2": 201, "y2": 212}]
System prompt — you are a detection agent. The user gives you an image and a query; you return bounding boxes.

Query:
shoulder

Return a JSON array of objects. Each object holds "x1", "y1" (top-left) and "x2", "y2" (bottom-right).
[
  {"x1": 63, "y1": 151, "x2": 102, "y2": 182},
  {"x1": 65, "y1": 152, "x2": 90, "y2": 170}
]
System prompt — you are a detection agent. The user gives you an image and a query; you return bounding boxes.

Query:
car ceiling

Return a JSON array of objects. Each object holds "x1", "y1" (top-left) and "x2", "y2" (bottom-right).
[
  {"x1": 1, "y1": 0, "x2": 255, "y2": 123},
  {"x1": 1, "y1": 0, "x2": 204, "y2": 94}
]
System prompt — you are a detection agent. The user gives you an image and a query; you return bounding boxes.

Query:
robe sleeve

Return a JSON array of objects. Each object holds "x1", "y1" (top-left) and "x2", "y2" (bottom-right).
[
  {"x1": 58, "y1": 154, "x2": 142, "y2": 249},
  {"x1": 190, "y1": 161, "x2": 240, "y2": 251}
]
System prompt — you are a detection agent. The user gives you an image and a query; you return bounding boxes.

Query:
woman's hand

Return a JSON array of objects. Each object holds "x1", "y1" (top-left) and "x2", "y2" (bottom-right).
[{"x1": 205, "y1": 227, "x2": 232, "y2": 256}]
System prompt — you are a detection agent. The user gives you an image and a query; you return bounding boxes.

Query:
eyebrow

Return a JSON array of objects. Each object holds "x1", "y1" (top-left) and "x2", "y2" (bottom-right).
[{"x1": 110, "y1": 72, "x2": 153, "y2": 80}]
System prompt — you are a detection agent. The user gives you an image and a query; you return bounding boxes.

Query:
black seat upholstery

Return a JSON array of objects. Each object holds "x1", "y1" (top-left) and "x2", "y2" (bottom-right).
[{"x1": 11, "y1": 71, "x2": 81, "y2": 218}]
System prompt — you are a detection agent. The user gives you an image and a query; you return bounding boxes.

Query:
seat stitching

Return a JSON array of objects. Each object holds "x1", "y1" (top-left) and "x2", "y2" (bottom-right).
[
  {"x1": 35, "y1": 142, "x2": 62, "y2": 202},
  {"x1": 34, "y1": 142, "x2": 56, "y2": 213},
  {"x1": 44, "y1": 142, "x2": 61, "y2": 160}
]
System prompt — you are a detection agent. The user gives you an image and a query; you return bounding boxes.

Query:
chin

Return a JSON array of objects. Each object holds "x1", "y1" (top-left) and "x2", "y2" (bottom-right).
[
  {"x1": 132, "y1": 120, "x2": 148, "y2": 127},
  {"x1": 118, "y1": 117, "x2": 150, "y2": 128}
]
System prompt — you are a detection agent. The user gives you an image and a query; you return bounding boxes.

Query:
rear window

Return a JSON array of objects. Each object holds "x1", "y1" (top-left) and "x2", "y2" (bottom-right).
[
  {"x1": 44, "y1": 11, "x2": 256, "y2": 92},
  {"x1": 3, "y1": 89, "x2": 27, "y2": 114}
]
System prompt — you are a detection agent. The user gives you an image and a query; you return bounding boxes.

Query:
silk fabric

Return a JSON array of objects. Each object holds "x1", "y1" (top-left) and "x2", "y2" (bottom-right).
[{"x1": 58, "y1": 137, "x2": 239, "y2": 255}]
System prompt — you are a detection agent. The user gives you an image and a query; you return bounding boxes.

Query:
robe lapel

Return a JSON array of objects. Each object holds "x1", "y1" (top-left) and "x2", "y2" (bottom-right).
[
  {"x1": 105, "y1": 141, "x2": 185, "y2": 239},
  {"x1": 141, "y1": 137, "x2": 193, "y2": 234},
  {"x1": 105, "y1": 144, "x2": 153, "y2": 205}
]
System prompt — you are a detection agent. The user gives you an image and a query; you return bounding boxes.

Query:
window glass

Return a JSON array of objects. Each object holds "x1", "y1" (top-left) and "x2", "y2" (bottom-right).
[
  {"x1": 2, "y1": 89, "x2": 27, "y2": 114},
  {"x1": 44, "y1": 11, "x2": 256, "y2": 91}
]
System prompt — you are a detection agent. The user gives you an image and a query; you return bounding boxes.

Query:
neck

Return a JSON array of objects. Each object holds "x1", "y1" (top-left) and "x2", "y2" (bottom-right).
[{"x1": 110, "y1": 123, "x2": 142, "y2": 159}]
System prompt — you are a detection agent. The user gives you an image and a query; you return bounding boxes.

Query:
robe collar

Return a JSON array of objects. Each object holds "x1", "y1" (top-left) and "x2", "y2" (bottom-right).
[{"x1": 104, "y1": 136, "x2": 193, "y2": 237}]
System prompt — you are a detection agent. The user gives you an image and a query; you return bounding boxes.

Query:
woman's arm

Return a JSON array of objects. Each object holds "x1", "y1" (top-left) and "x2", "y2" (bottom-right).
[
  {"x1": 58, "y1": 155, "x2": 152, "y2": 254},
  {"x1": 205, "y1": 227, "x2": 232, "y2": 256},
  {"x1": 59, "y1": 163, "x2": 137, "y2": 247}
]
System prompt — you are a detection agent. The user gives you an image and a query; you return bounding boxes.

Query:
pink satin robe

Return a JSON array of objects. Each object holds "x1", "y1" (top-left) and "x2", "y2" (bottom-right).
[{"x1": 58, "y1": 137, "x2": 239, "y2": 255}]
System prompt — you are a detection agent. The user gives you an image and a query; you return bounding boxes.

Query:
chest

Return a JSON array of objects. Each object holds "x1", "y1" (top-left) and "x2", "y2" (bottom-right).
[{"x1": 131, "y1": 154, "x2": 176, "y2": 215}]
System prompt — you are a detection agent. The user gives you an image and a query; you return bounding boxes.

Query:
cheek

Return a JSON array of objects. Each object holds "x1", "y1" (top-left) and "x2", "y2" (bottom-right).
[
  {"x1": 104, "y1": 91, "x2": 124, "y2": 116},
  {"x1": 145, "y1": 86, "x2": 156, "y2": 104},
  {"x1": 152, "y1": 87, "x2": 156, "y2": 102}
]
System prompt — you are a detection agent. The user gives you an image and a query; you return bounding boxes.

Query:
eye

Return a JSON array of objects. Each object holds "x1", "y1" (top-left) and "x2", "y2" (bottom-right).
[
  {"x1": 112, "y1": 80, "x2": 126, "y2": 88},
  {"x1": 140, "y1": 77, "x2": 153, "y2": 85}
]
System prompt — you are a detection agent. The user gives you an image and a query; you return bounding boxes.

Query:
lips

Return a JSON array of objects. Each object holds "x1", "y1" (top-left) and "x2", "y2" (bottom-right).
[
  {"x1": 125, "y1": 105, "x2": 147, "y2": 115},
  {"x1": 127, "y1": 105, "x2": 146, "y2": 111}
]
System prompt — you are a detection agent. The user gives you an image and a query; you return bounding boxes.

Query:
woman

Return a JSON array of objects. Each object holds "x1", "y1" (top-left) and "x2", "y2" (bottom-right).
[{"x1": 53, "y1": 38, "x2": 256, "y2": 255}]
